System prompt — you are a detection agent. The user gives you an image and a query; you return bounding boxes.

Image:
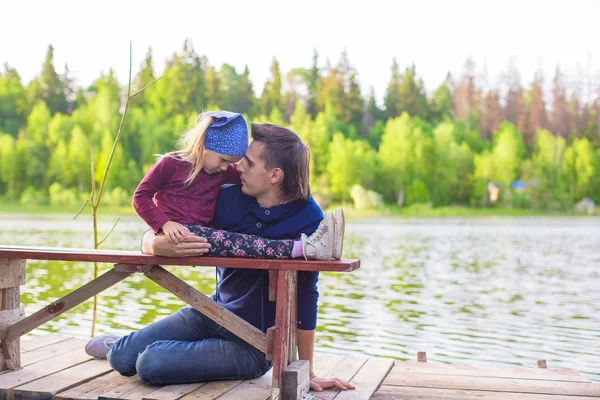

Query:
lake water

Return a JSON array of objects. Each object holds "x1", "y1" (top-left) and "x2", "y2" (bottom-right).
[{"x1": 1, "y1": 213, "x2": 598, "y2": 381}]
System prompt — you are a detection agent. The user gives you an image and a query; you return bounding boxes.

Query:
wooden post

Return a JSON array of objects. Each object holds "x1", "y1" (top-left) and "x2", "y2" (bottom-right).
[
  {"x1": 417, "y1": 351, "x2": 427, "y2": 362},
  {"x1": 281, "y1": 360, "x2": 310, "y2": 400},
  {"x1": 272, "y1": 270, "x2": 295, "y2": 389},
  {"x1": 537, "y1": 359, "x2": 547, "y2": 368},
  {"x1": 0, "y1": 258, "x2": 26, "y2": 371}
]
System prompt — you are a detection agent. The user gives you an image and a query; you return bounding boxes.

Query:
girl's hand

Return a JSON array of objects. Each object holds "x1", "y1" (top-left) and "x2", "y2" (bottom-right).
[{"x1": 160, "y1": 221, "x2": 191, "y2": 244}]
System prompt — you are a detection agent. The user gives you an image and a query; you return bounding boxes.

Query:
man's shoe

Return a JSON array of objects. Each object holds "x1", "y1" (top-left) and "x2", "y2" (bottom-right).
[
  {"x1": 84, "y1": 334, "x2": 121, "y2": 359},
  {"x1": 301, "y1": 211, "x2": 334, "y2": 260},
  {"x1": 333, "y1": 207, "x2": 345, "y2": 259}
]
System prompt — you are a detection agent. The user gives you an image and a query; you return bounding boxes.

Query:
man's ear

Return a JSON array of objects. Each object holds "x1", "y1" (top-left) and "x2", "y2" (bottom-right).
[{"x1": 270, "y1": 168, "x2": 284, "y2": 185}]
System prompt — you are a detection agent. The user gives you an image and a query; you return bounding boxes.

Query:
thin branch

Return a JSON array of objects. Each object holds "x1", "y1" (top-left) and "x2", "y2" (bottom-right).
[
  {"x1": 130, "y1": 77, "x2": 162, "y2": 98},
  {"x1": 73, "y1": 198, "x2": 90, "y2": 220},
  {"x1": 97, "y1": 218, "x2": 121, "y2": 247},
  {"x1": 90, "y1": 140, "x2": 96, "y2": 206},
  {"x1": 95, "y1": 42, "x2": 133, "y2": 207}
]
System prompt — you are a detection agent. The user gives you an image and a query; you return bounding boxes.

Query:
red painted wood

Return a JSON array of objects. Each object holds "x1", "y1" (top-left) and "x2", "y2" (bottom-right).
[{"x1": 0, "y1": 246, "x2": 359, "y2": 272}]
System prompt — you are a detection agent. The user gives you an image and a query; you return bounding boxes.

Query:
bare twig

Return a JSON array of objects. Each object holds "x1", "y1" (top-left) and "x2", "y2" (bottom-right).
[{"x1": 98, "y1": 218, "x2": 121, "y2": 247}]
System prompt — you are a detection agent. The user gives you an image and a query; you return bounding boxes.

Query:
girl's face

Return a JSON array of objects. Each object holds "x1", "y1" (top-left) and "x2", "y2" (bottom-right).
[{"x1": 202, "y1": 149, "x2": 240, "y2": 174}]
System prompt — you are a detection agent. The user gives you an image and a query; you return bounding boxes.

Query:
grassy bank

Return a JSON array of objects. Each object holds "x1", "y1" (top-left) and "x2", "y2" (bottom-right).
[{"x1": 2, "y1": 201, "x2": 593, "y2": 218}]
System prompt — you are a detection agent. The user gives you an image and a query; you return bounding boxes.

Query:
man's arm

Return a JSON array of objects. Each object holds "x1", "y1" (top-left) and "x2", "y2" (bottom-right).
[
  {"x1": 297, "y1": 329, "x2": 355, "y2": 391},
  {"x1": 141, "y1": 229, "x2": 211, "y2": 256}
]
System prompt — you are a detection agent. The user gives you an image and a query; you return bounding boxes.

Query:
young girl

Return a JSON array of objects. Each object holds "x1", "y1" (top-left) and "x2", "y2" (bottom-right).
[{"x1": 133, "y1": 110, "x2": 344, "y2": 260}]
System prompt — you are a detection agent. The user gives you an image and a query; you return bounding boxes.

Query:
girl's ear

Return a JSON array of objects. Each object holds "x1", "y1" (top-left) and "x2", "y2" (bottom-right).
[{"x1": 270, "y1": 168, "x2": 284, "y2": 185}]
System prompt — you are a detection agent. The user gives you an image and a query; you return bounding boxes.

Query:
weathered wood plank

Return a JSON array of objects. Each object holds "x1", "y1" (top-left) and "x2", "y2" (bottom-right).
[
  {"x1": 0, "y1": 259, "x2": 25, "y2": 289},
  {"x1": 0, "y1": 347, "x2": 93, "y2": 396},
  {"x1": 0, "y1": 309, "x2": 25, "y2": 370},
  {"x1": 308, "y1": 356, "x2": 369, "y2": 400},
  {"x1": 217, "y1": 370, "x2": 272, "y2": 400},
  {"x1": 390, "y1": 361, "x2": 591, "y2": 382},
  {"x1": 269, "y1": 270, "x2": 277, "y2": 301},
  {"x1": 12, "y1": 359, "x2": 112, "y2": 400},
  {"x1": 180, "y1": 381, "x2": 241, "y2": 400},
  {"x1": 55, "y1": 371, "x2": 137, "y2": 400},
  {"x1": 144, "y1": 266, "x2": 267, "y2": 354},
  {"x1": 287, "y1": 271, "x2": 298, "y2": 364},
  {"x1": 142, "y1": 382, "x2": 205, "y2": 400},
  {"x1": 272, "y1": 270, "x2": 293, "y2": 389},
  {"x1": 97, "y1": 378, "x2": 157, "y2": 400},
  {"x1": 383, "y1": 372, "x2": 600, "y2": 397},
  {"x1": 20, "y1": 335, "x2": 72, "y2": 352},
  {"x1": 0, "y1": 245, "x2": 360, "y2": 273},
  {"x1": 3, "y1": 269, "x2": 132, "y2": 340},
  {"x1": 373, "y1": 385, "x2": 600, "y2": 400},
  {"x1": 282, "y1": 360, "x2": 310, "y2": 400},
  {"x1": 21, "y1": 338, "x2": 87, "y2": 367},
  {"x1": 0, "y1": 288, "x2": 20, "y2": 315},
  {"x1": 334, "y1": 357, "x2": 394, "y2": 400},
  {"x1": 312, "y1": 354, "x2": 346, "y2": 378}
]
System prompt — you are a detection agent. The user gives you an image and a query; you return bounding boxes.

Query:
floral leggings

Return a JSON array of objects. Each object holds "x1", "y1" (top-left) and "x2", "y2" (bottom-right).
[{"x1": 185, "y1": 225, "x2": 295, "y2": 259}]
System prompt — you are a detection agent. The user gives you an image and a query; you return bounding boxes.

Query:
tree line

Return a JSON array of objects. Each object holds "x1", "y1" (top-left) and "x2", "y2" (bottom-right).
[{"x1": 1, "y1": 41, "x2": 599, "y2": 210}]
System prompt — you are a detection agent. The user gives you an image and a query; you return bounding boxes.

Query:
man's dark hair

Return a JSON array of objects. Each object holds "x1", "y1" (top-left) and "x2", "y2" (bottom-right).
[{"x1": 250, "y1": 122, "x2": 311, "y2": 202}]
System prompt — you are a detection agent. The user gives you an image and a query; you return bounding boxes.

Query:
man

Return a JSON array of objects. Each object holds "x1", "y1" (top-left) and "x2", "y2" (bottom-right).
[{"x1": 88, "y1": 123, "x2": 354, "y2": 392}]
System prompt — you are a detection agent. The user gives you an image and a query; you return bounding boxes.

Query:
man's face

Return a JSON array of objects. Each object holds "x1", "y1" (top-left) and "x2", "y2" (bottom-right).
[{"x1": 237, "y1": 141, "x2": 273, "y2": 198}]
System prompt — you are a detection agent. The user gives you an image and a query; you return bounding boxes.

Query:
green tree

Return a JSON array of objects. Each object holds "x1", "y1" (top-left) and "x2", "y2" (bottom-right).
[
  {"x1": 0, "y1": 65, "x2": 28, "y2": 135},
  {"x1": 27, "y1": 45, "x2": 68, "y2": 115},
  {"x1": 261, "y1": 58, "x2": 283, "y2": 117},
  {"x1": 326, "y1": 133, "x2": 377, "y2": 203}
]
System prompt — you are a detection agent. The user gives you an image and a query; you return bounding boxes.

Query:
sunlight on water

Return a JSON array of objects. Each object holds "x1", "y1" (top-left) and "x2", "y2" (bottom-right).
[{"x1": 1, "y1": 213, "x2": 598, "y2": 381}]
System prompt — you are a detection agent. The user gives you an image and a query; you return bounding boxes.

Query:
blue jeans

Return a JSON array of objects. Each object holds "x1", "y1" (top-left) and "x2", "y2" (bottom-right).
[{"x1": 107, "y1": 306, "x2": 272, "y2": 385}]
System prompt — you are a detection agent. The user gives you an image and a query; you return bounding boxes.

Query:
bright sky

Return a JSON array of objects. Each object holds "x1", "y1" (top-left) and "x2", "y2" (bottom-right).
[{"x1": 2, "y1": 0, "x2": 599, "y2": 103}]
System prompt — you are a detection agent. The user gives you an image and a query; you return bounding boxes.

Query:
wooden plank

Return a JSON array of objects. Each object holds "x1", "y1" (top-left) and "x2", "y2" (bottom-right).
[
  {"x1": 180, "y1": 380, "x2": 241, "y2": 400},
  {"x1": 383, "y1": 372, "x2": 600, "y2": 397},
  {"x1": 142, "y1": 382, "x2": 205, "y2": 400},
  {"x1": 308, "y1": 356, "x2": 369, "y2": 400},
  {"x1": 0, "y1": 309, "x2": 25, "y2": 370},
  {"x1": 145, "y1": 266, "x2": 267, "y2": 353},
  {"x1": 0, "y1": 347, "x2": 93, "y2": 396},
  {"x1": 272, "y1": 270, "x2": 293, "y2": 389},
  {"x1": 373, "y1": 386, "x2": 600, "y2": 400},
  {"x1": 0, "y1": 259, "x2": 25, "y2": 289},
  {"x1": 312, "y1": 354, "x2": 345, "y2": 377},
  {"x1": 56, "y1": 371, "x2": 137, "y2": 400},
  {"x1": 12, "y1": 359, "x2": 112, "y2": 400},
  {"x1": 390, "y1": 361, "x2": 591, "y2": 382},
  {"x1": 266, "y1": 327, "x2": 275, "y2": 361},
  {"x1": 282, "y1": 360, "x2": 310, "y2": 400},
  {"x1": 21, "y1": 338, "x2": 88, "y2": 367},
  {"x1": 217, "y1": 370, "x2": 272, "y2": 400},
  {"x1": 334, "y1": 357, "x2": 394, "y2": 400},
  {"x1": 0, "y1": 245, "x2": 360, "y2": 273},
  {"x1": 98, "y1": 378, "x2": 157, "y2": 400},
  {"x1": 0, "y1": 288, "x2": 20, "y2": 312},
  {"x1": 20, "y1": 335, "x2": 72, "y2": 352},
  {"x1": 3, "y1": 269, "x2": 132, "y2": 340},
  {"x1": 0, "y1": 309, "x2": 24, "y2": 337},
  {"x1": 269, "y1": 270, "x2": 277, "y2": 301},
  {"x1": 114, "y1": 264, "x2": 154, "y2": 273},
  {"x1": 287, "y1": 271, "x2": 298, "y2": 364}
]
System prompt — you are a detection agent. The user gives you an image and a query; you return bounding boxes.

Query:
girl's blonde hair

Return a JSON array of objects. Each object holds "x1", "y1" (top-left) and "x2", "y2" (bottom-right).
[{"x1": 163, "y1": 113, "x2": 214, "y2": 185}]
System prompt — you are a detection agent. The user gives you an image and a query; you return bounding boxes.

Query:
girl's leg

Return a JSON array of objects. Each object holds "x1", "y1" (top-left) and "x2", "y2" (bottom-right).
[{"x1": 186, "y1": 225, "x2": 295, "y2": 259}]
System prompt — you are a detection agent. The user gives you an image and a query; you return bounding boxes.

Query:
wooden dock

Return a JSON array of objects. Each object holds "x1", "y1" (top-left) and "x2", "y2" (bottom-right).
[{"x1": 0, "y1": 335, "x2": 598, "y2": 400}]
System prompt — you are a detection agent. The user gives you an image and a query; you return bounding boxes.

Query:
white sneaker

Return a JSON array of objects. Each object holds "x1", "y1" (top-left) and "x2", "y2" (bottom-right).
[
  {"x1": 333, "y1": 208, "x2": 345, "y2": 259},
  {"x1": 302, "y1": 211, "x2": 334, "y2": 260},
  {"x1": 84, "y1": 334, "x2": 121, "y2": 359}
]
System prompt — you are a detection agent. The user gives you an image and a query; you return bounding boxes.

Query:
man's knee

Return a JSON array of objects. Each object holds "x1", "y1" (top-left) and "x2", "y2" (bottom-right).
[
  {"x1": 135, "y1": 343, "x2": 166, "y2": 385},
  {"x1": 107, "y1": 344, "x2": 137, "y2": 377}
]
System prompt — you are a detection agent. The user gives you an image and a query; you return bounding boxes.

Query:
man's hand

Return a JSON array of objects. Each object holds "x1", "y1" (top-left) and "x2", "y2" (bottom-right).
[
  {"x1": 310, "y1": 374, "x2": 355, "y2": 392},
  {"x1": 142, "y1": 230, "x2": 211, "y2": 257},
  {"x1": 160, "y1": 221, "x2": 191, "y2": 244}
]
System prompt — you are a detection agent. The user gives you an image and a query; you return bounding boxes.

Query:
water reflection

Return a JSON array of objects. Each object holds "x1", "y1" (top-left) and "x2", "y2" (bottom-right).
[{"x1": 0, "y1": 213, "x2": 598, "y2": 381}]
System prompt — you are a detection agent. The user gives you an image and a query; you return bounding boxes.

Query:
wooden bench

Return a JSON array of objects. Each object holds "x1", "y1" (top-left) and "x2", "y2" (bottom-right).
[{"x1": 0, "y1": 245, "x2": 359, "y2": 398}]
